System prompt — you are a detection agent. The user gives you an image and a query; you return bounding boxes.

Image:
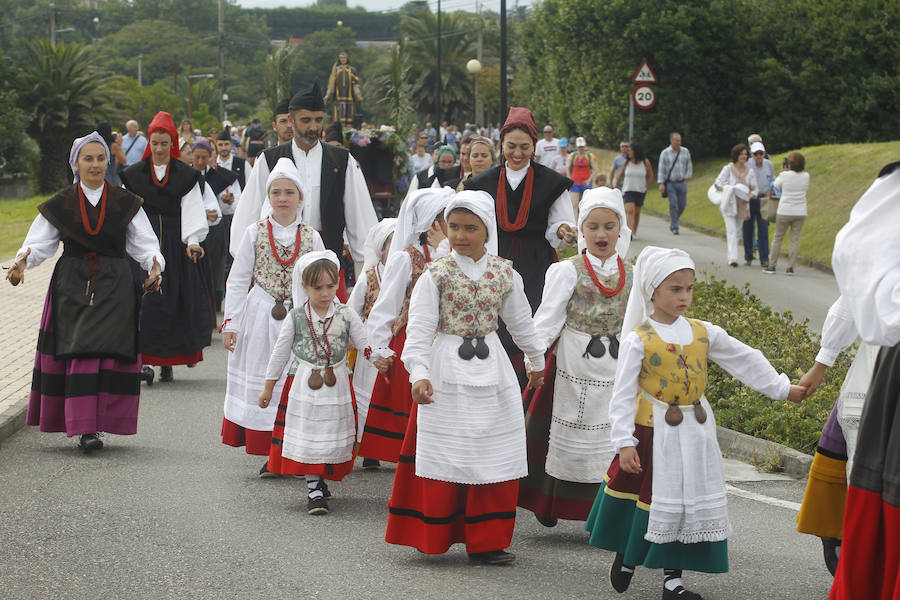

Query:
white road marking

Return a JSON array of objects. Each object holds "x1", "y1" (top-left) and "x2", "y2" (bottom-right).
[{"x1": 726, "y1": 484, "x2": 802, "y2": 512}]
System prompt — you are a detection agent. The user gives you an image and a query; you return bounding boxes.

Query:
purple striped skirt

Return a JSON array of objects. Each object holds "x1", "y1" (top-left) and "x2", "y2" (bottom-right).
[{"x1": 26, "y1": 288, "x2": 141, "y2": 437}]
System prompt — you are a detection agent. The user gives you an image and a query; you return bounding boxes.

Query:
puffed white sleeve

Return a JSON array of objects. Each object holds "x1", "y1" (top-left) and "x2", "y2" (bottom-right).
[
  {"x1": 311, "y1": 229, "x2": 325, "y2": 252},
  {"x1": 125, "y1": 207, "x2": 165, "y2": 272},
  {"x1": 608, "y1": 331, "x2": 644, "y2": 451},
  {"x1": 705, "y1": 322, "x2": 791, "y2": 400},
  {"x1": 500, "y1": 270, "x2": 546, "y2": 371},
  {"x1": 16, "y1": 214, "x2": 61, "y2": 268},
  {"x1": 366, "y1": 251, "x2": 412, "y2": 356},
  {"x1": 532, "y1": 260, "x2": 577, "y2": 349},
  {"x1": 545, "y1": 189, "x2": 576, "y2": 248},
  {"x1": 400, "y1": 272, "x2": 440, "y2": 384},
  {"x1": 815, "y1": 295, "x2": 858, "y2": 366},
  {"x1": 343, "y1": 154, "x2": 378, "y2": 262},
  {"x1": 222, "y1": 224, "x2": 257, "y2": 334},
  {"x1": 265, "y1": 315, "x2": 296, "y2": 380},
  {"x1": 347, "y1": 306, "x2": 368, "y2": 352},
  {"x1": 230, "y1": 157, "x2": 270, "y2": 256},
  {"x1": 201, "y1": 183, "x2": 222, "y2": 226},
  {"x1": 181, "y1": 182, "x2": 210, "y2": 245},
  {"x1": 346, "y1": 272, "x2": 367, "y2": 318}
]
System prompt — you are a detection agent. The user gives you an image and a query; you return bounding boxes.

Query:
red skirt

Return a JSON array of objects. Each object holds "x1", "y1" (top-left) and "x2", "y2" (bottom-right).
[
  {"x1": 143, "y1": 351, "x2": 203, "y2": 367},
  {"x1": 518, "y1": 352, "x2": 601, "y2": 521},
  {"x1": 385, "y1": 403, "x2": 519, "y2": 554},
  {"x1": 266, "y1": 375, "x2": 356, "y2": 480},
  {"x1": 220, "y1": 417, "x2": 271, "y2": 456},
  {"x1": 358, "y1": 327, "x2": 411, "y2": 463}
]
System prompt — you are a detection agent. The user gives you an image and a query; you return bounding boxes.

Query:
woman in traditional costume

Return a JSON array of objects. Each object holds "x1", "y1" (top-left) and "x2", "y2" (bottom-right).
[
  {"x1": 359, "y1": 187, "x2": 453, "y2": 463},
  {"x1": 464, "y1": 107, "x2": 577, "y2": 388},
  {"x1": 221, "y1": 158, "x2": 323, "y2": 474},
  {"x1": 518, "y1": 187, "x2": 632, "y2": 527},
  {"x1": 385, "y1": 190, "x2": 545, "y2": 564},
  {"x1": 120, "y1": 111, "x2": 218, "y2": 382},
  {"x1": 6, "y1": 132, "x2": 164, "y2": 452},
  {"x1": 346, "y1": 217, "x2": 397, "y2": 469},
  {"x1": 259, "y1": 250, "x2": 368, "y2": 515},
  {"x1": 585, "y1": 246, "x2": 805, "y2": 600}
]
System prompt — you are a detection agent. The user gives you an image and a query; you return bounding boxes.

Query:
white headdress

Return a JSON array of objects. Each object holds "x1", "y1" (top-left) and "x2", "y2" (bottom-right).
[
  {"x1": 443, "y1": 190, "x2": 499, "y2": 256},
  {"x1": 69, "y1": 132, "x2": 110, "y2": 183},
  {"x1": 620, "y1": 246, "x2": 695, "y2": 335},
  {"x1": 577, "y1": 186, "x2": 632, "y2": 258},
  {"x1": 263, "y1": 157, "x2": 310, "y2": 222},
  {"x1": 362, "y1": 218, "x2": 398, "y2": 272},
  {"x1": 389, "y1": 186, "x2": 455, "y2": 256},
  {"x1": 291, "y1": 249, "x2": 341, "y2": 309}
]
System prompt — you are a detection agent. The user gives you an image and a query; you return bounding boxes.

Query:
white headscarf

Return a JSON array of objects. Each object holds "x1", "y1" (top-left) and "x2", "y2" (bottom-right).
[
  {"x1": 620, "y1": 246, "x2": 695, "y2": 336},
  {"x1": 362, "y1": 218, "x2": 398, "y2": 272},
  {"x1": 443, "y1": 190, "x2": 499, "y2": 256},
  {"x1": 69, "y1": 132, "x2": 110, "y2": 183},
  {"x1": 263, "y1": 157, "x2": 310, "y2": 222},
  {"x1": 577, "y1": 186, "x2": 632, "y2": 258},
  {"x1": 389, "y1": 186, "x2": 455, "y2": 257},
  {"x1": 291, "y1": 249, "x2": 341, "y2": 309}
]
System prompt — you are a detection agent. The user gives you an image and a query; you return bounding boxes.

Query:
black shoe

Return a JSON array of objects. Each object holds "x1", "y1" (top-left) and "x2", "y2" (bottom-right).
[
  {"x1": 662, "y1": 585, "x2": 703, "y2": 599},
  {"x1": 159, "y1": 366, "x2": 173, "y2": 382},
  {"x1": 258, "y1": 461, "x2": 279, "y2": 478},
  {"x1": 728, "y1": 261, "x2": 738, "y2": 268},
  {"x1": 141, "y1": 366, "x2": 154, "y2": 386},
  {"x1": 535, "y1": 514, "x2": 558, "y2": 528},
  {"x1": 362, "y1": 457, "x2": 381, "y2": 470},
  {"x1": 671, "y1": 227, "x2": 679, "y2": 235},
  {"x1": 317, "y1": 479, "x2": 333, "y2": 499},
  {"x1": 307, "y1": 495, "x2": 329, "y2": 515},
  {"x1": 786, "y1": 267, "x2": 795, "y2": 276},
  {"x1": 763, "y1": 266, "x2": 776, "y2": 274},
  {"x1": 78, "y1": 433, "x2": 103, "y2": 453},
  {"x1": 610, "y1": 553, "x2": 634, "y2": 593},
  {"x1": 823, "y1": 537, "x2": 841, "y2": 576},
  {"x1": 468, "y1": 550, "x2": 515, "y2": 565}
]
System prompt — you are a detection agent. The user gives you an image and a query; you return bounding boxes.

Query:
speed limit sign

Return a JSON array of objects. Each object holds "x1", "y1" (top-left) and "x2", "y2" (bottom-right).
[{"x1": 632, "y1": 85, "x2": 657, "y2": 110}]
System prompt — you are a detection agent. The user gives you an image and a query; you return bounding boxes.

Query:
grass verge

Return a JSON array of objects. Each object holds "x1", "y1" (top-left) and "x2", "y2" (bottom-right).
[{"x1": 0, "y1": 196, "x2": 48, "y2": 261}]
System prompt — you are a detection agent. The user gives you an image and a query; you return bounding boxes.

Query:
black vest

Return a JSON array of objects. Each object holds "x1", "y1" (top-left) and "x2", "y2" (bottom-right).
[
  {"x1": 263, "y1": 141, "x2": 349, "y2": 254},
  {"x1": 416, "y1": 165, "x2": 462, "y2": 189},
  {"x1": 229, "y1": 156, "x2": 246, "y2": 189},
  {"x1": 120, "y1": 159, "x2": 201, "y2": 217},
  {"x1": 201, "y1": 166, "x2": 238, "y2": 197}
]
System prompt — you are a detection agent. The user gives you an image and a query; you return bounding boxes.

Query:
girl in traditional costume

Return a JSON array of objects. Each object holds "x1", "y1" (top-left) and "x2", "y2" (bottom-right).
[
  {"x1": 7, "y1": 132, "x2": 164, "y2": 452},
  {"x1": 359, "y1": 187, "x2": 453, "y2": 463},
  {"x1": 519, "y1": 187, "x2": 632, "y2": 527},
  {"x1": 585, "y1": 246, "x2": 806, "y2": 600},
  {"x1": 464, "y1": 107, "x2": 577, "y2": 388},
  {"x1": 346, "y1": 217, "x2": 397, "y2": 469},
  {"x1": 259, "y1": 250, "x2": 367, "y2": 515},
  {"x1": 220, "y1": 158, "x2": 324, "y2": 474},
  {"x1": 385, "y1": 190, "x2": 546, "y2": 565}
]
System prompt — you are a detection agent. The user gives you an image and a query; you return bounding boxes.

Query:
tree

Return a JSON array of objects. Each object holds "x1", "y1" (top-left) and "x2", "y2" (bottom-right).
[
  {"x1": 367, "y1": 40, "x2": 415, "y2": 137},
  {"x1": 13, "y1": 40, "x2": 125, "y2": 193},
  {"x1": 0, "y1": 49, "x2": 31, "y2": 175},
  {"x1": 263, "y1": 44, "x2": 300, "y2": 117}
]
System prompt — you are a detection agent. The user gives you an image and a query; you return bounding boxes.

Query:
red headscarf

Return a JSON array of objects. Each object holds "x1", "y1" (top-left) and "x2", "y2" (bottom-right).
[
  {"x1": 499, "y1": 107, "x2": 538, "y2": 145},
  {"x1": 141, "y1": 111, "x2": 180, "y2": 160}
]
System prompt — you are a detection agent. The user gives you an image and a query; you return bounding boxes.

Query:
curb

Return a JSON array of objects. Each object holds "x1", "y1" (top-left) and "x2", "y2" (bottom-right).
[
  {"x1": 0, "y1": 395, "x2": 28, "y2": 446},
  {"x1": 717, "y1": 426, "x2": 812, "y2": 479}
]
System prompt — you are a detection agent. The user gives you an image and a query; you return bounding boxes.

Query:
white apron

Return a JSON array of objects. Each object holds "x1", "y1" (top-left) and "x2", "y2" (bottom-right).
[
  {"x1": 415, "y1": 332, "x2": 527, "y2": 485},
  {"x1": 282, "y1": 358, "x2": 356, "y2": 465},
  {"x1": 352, "y1": 348, "x2": 378, "y2": 443},
  {"x1": 838, "y1": 342, "x2": 879, "y2": 476},
  {"x1": 223, "y1": 285, "x2": 291, "y2": 431},
  {"x1": 645, "y1": 393, "x2": 732, "y2": 545},
  {"x1": 545, "y1": 326, "x2": 617, "y2": 482}
]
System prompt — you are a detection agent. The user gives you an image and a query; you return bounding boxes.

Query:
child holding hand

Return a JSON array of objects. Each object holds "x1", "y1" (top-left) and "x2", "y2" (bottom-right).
[{"x1": 585, "y1": 246, "x2": 806, "y2": 600}]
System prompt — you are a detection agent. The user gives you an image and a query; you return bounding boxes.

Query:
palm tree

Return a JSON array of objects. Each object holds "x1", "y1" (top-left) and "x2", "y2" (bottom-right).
[
  {"x1": 398, "y1": 11, "x2": 477, "y2": 125},
  {"x1": 368, "y1": 39, "x2": 415, "y2": 138},
  {"x1": 263, "y1": 43, "x2": 299, "y2": 116},
  {"x1": 14, "y1": 40, "x2": 125, "y2": 193}
]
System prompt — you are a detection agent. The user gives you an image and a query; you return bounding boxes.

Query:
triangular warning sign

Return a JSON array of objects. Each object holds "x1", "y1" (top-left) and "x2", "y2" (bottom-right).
[{"x1": 631, "y1": 59, "x2": 658, "y2": 84}]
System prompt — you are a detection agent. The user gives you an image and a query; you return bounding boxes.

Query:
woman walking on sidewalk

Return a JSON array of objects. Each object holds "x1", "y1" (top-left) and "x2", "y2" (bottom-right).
[
  {"x1": 6, "y1": 132, "x2": 164, "y2": 453},
  {"x1": 764, "y1": 152, "x2": 809, "y2": 276}
]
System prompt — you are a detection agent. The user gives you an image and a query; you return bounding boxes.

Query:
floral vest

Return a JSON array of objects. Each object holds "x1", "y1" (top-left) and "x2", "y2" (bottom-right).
[
  {"x1": 633, "y1": 318, "x2": 710, "y2": 428},
  {"x1": 391, "y1": 246, "x2": 428, "y2": 335},
  {"x1": 429, "y1": 254, "x2": 514, "y2": 338},
  {"x1": 253, "y1": 220, "x2": 314, "y2": 301},
  {"x1": 564, "y1": 254, "x2": 632, "y2": 335},
  {"x1": 361, "y1": 266, "x2": 381, "y2": 320},
  {"x1": 289, "y1": 303, "x2": 353, "y2": 372}
]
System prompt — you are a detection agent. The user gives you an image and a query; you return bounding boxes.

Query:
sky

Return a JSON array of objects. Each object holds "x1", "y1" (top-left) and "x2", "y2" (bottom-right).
[{"x1": 234, "y1": 0, "x2": 532, "y2": 14}]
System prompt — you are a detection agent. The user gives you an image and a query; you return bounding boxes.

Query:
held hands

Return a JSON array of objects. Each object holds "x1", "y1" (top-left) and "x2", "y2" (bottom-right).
[
  {"x1": 373, "y1": 356, "x2": 392, "y2": 374},
  {"x1": 556, "y1": 224, "x2": 577, "y2": 246},
  {"x1": 527, "y1": 369, "x2": 545, "y2": 389},
  {"x1": 411, "y1": 379, "x2": 434, "y2": 405},
  {"x1": 798, "y1": 362, "x2": 827, "y2": 398},
  {"x1": 222, "y1": 332, "x2": 237, "y2": 352},
  {"x1": 619, "y1": 446, "x2": 642, "y2": 474},
  {"x1": 221, "y1": 191, "x2": 234, "y2": 205},
  {"x1": 787, "y1": 384, "x2": 808, "y2": 404},
  {"x1": 206, "y1": 209, "x2": 219, "y2": 223},
  {"x1": 5, "y1": 248, "x2": 29, "y2": 286},
  {"x1": 142, "y1": 257, "x2": 162, "y2": 293},
  {"x1": 426, "y1": 221, "x2": 446, "y2": 248},
  {"x1": 186, "y1": 244, "x2": 205, "y2": 262},
  {"x1": 258, "y1": 380, "x2": 276, "y2": 408}
]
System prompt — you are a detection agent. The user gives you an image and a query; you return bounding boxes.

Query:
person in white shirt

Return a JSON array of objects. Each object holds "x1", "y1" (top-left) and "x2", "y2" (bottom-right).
[
  {"x1": 534, "y1": 124, "x2": 560, "y2": 168},
  {"x1": 764, "y1": 151, "x2": 810, "y2": 275}
]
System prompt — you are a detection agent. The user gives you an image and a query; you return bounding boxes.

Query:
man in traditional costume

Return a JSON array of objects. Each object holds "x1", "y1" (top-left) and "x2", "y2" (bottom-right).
[
  {"x1": 215, "y1": 128, "x2": 246, "y2": 189},
  {"x1": 271, "y1": 98, "x2": 293, "y2": 146}
]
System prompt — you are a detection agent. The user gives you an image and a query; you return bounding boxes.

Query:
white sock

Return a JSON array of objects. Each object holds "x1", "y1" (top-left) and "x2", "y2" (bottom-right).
[
  {"x1": 621, "y1": 565, "x2": 634, "y2": 574},
  {"x1": 664, "y1": 568, "x2": 683, "y2": 591},
  {"x1": 306, "y1": 475, "x2": 323, "y2": 499},
  {"x1": 664, "y1": 577, "x2": 683, "y2": 591}
]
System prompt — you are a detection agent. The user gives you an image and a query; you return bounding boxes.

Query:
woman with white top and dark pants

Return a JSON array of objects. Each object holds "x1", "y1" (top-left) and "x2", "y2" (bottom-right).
[
  {"x1": 617, "y1": 141, "x2": 654, "y2": 239},
  {"x1": 764, "y1": 152, "x2": 809, "y2": 275}
]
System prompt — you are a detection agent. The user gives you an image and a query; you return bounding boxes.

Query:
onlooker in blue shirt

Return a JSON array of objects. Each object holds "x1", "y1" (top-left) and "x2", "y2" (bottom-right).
[
  {"x1": 657, "y1": 132, "x2": 693, "y2": 234},
  {"x1": 746, "y1": 141, "x2": 775, "y2": 266},
  {"x1": 609, "y1": 140, "x2": 630, "y2": 188},
  {"x1": 121, "y1": 120, "x2": 147, "y2": 166}
]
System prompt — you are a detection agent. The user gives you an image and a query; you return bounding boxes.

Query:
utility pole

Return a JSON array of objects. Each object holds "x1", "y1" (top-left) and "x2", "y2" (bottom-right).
[
  {"x1": 435, "y1": 0, "x2": 441, "y2": 126},
  {"x1": 137, "y1": 55, "x2": 143, "y2": 86},
  {"x1": 499, "y1": 0, "x2": 507, "y2": 123},
  {"x1": 476, "y1": 0, "x2": 484, "y2": 126},
  {"x1": 49, "y1": 4, "x2": 56, "y2": 47},
  {"x1": 218, "y1": 0, "x2": 225, "y2": 123}
]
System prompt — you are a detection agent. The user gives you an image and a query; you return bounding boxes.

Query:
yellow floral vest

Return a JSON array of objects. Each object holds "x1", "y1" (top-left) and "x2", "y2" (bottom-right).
[{"x1": 633, "y1": 318, "x2": 710, "y2": 427}]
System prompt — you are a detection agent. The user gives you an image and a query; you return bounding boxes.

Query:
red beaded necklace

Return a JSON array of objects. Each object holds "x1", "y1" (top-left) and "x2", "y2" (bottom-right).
[
  {"x1": 151, "y1": 161, "x2": 170, "y2": 188},
  {"x1": 305, "y1": 300, "x2": 333, "y2": 362},
  {"x1": 267, "y1": 220, "x2": 302, "y2": 265},
  {"x1": 423, "y1": 244, "x2": 431, "y2": 262},
  {"x1": 78, "y1": 183, "x2": 108, "y2": 236},
  {"x1": 496, "y1": 165, "x2": 534, "y2": 232},
  {"x1": 583, "y1": 251, "x2": 626, "y2": 297}
]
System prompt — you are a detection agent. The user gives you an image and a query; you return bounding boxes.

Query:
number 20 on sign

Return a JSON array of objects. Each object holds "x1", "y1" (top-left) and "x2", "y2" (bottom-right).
[{"x1": 632, "y1": 85, "x2": 657, "y2": 110}]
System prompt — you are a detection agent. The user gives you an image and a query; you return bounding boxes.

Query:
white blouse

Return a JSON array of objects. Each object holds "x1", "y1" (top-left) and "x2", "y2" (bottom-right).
[
  {"x1": 17, "y1": 182, "x2": 165, "y2": 272},
  {"x1": 202, "y1": 166, "x2": 242, "y2": 217},
  {"x1": 609, "y1": 316, "x2": 791, "y2": 451},
  {"x1": 366, "y1": 239, "x2": 450, "y2": 356},
  {"x1": 151, "y1": 163, "x2": 210, "y2": 245},
  {"x1": 264, "y1": 300, "x2": 368, "y2": 380},
  {"x1": 773, "y1": 170, "x2": 810, "y2": 216},
  {"x1": 714, "y1": 163, "x2": 759, "y2": 198},
  {"x1": 347, "y1": 263, "x2": 382, "y2": 319},
  {"x1": 222, "y1": 217, "x2": 325, "y2": 334},
  {"x1": 815, "y1": 295, "x2": 858, "y2": 367},
  {"x1": 402, "y1": 250, "x2": 546, "y2": 385},
  {"x1": 505, "y1": 164, "x2": 576, "y2": 249},
  {"x1": 532, "y1": 251, "x2": 621, "y2": 348}
]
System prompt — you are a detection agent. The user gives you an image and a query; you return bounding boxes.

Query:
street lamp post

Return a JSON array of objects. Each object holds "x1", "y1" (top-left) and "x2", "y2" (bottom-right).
[{"x1": 466, "y1": 59, "x2": 482, "y2": 127}]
